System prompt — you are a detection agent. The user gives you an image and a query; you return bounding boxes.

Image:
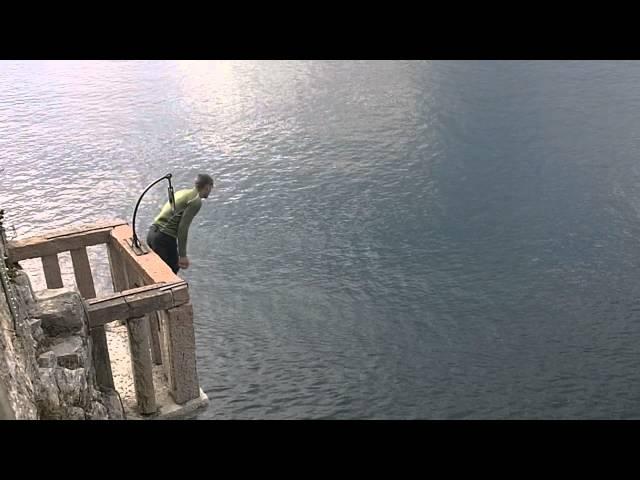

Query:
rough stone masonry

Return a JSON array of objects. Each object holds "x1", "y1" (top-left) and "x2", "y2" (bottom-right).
[{"x1": 0, "y1": 235, "x2": 123, "y2": 419}]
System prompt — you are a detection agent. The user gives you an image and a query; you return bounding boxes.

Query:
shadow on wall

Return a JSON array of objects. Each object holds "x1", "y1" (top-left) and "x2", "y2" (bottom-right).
[{"x1": 0, "y1": 382, "x2": 15, "y2": 419}]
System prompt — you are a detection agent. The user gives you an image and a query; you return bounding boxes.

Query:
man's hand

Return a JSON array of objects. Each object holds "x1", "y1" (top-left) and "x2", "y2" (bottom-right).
[{"x1": 179, "y1": 256, "x2": 190, "y2": 270}]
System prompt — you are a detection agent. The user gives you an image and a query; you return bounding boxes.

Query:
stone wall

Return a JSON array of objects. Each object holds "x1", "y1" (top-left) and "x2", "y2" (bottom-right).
[{"x1": 0, "y1": 227, "x2": 124, "y2": 420}]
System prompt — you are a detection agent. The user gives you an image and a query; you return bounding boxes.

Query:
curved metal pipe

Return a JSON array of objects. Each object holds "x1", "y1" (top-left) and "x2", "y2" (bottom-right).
[{"x1": 132, "y1": 173, "x2": 174, "y2": 249}]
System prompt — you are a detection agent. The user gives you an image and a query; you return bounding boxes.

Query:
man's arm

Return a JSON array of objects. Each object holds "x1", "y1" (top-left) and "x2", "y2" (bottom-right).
[{"x1": 177, "y1": 199, "x2": 202, "y2": 262}]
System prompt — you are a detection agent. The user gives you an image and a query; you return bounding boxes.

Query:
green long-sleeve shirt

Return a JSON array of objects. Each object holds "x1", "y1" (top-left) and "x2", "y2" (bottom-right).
[{"x1": 153, "y1": 188, "x2": 202, "y2": 257}]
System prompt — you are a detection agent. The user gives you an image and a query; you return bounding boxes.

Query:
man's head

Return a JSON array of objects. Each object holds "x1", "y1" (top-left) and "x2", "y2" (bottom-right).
[{"x1": 195, "y1": 173, "x2": 214, "y2": 198}]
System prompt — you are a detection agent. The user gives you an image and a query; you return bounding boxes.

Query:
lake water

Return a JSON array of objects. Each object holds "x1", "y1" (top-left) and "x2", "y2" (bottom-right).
[{"x1": 2, "y1": 60, "x2": 640, "y2": 418}]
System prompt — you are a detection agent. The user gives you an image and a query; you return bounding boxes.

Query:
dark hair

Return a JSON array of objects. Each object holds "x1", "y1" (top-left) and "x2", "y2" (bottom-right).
[{"x1": 195, "y1": 173, "x2": 214, "y2": 190}]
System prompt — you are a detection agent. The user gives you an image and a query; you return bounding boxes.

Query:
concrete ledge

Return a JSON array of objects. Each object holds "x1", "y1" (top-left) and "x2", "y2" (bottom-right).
[
  {"x1": 156, "y1": 389, "x2": 209, "y2": 420},
  {"x1": 125, "y1": 388, "x2": 209, "y2": 420}
]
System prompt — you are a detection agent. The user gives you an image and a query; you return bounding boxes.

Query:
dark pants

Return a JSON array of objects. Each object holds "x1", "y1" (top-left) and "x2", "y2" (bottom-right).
[{"x1": 147, "y1": 225, "x2": 179, "y2": 274}]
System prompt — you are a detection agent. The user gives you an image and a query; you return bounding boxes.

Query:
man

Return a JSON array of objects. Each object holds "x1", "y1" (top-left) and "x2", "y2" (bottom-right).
[{"x1": 147, "y1": 173, "x2": 214, "y2": 273}]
